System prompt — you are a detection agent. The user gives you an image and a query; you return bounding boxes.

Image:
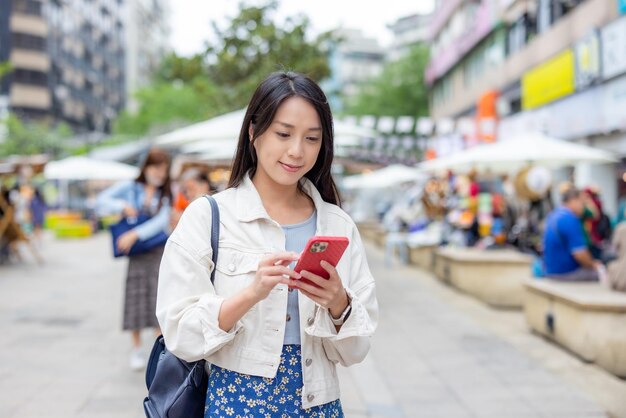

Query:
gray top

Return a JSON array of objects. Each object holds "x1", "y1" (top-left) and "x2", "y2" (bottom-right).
[{"x1": 282, "y1": 211, "x2": 317, "y2": 345}]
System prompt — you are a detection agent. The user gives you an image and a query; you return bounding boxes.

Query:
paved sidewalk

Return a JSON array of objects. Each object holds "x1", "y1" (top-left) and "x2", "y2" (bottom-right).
[{"x1": 0, "y1": 233, "x2": 624, "y2": 417}]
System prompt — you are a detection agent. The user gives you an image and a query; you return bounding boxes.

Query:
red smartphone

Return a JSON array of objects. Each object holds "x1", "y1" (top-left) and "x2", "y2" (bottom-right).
[{"x1": 294, "y1": 236, "x2": 349, "y2": 286}]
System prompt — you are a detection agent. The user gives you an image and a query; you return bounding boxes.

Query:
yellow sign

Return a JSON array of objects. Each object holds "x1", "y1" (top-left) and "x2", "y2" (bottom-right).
[{"x1": 522, "y1": 49, "x2": 575, "y2": 110}]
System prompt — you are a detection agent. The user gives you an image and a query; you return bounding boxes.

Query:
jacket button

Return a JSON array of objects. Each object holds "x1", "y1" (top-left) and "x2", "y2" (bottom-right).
[
  {"x1": 305, "y1": 358, "x2": 312, "y2": 367},
  {"x1": 227, "y1": 263, "x2": 235, "y2": 272},
  {"x1": 286, "y1": 314, "x2": 291, "y2": 322},
  {"x1": 307, "y1": 317, "x2": 314, "y2": 326},
  {"x1": 307, "y1": 394, "x2": 315, "y2": 402}
]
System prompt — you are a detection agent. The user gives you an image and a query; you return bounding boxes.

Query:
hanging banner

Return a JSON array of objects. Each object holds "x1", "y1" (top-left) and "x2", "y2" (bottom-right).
[{"x1": 476, "y1": 90, "x2": 499, "y2": 142}]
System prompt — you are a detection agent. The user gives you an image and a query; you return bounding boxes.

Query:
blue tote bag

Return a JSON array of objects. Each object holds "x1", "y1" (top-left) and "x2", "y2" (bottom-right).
[
  {"x1": 109, "y1": 214, "x2": 169, "y2": 258},
  {"x1": 109, "y1": 183, "x2": 169, "y2": 258}
]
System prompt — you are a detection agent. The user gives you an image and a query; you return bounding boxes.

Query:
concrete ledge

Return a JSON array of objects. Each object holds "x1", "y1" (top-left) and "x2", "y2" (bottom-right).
[
  {"x1": 408, "y1": 244, "x2": 437, "y2": 270},
  {"x1": 434, "y1": 247, "x2": 533, "y2": 308},
  {"x1": 524, "y1": 280, "x2": 626, "y2": 378}
]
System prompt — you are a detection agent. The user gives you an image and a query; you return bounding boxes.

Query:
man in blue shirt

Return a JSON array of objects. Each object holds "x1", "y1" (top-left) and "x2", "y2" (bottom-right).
[{"x1": 543, "y1": 187, "x2": 601, "y2": 281}]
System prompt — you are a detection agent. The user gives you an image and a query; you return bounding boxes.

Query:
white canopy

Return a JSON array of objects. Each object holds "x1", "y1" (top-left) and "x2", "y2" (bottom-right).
[
  {"x1": 44, "y1": 156, "x2": 139, "y2": 181},
  {"x1": 342, "y1": 164, "x2": 425, "y2": 190},
  {"x1": 418, "y1": 132, "x2": 618, "y2": 173},
  {"x1": 155, "y1": 108, "x2": 377, "y2": 154}
]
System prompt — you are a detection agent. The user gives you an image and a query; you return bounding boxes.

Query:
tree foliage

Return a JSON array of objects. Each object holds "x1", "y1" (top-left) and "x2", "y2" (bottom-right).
[
  {"x1": 113, "y1": 1, "x2": 332, "y2": 136},
  {"x1": 113, "y1": 78, "x2": 224, "y2": 136},
  {"x1": 344, "y1": 45, "x2": 430, "y2": 117},
  {"x1": 205, "y1": 1, "x2": 331, "y2": 109},
  {"x1": 0, "y1": 61, "x2": 11, "y2": 78},
  {"x1": 0, "y1": 114, "x2": 73, "y2": 158}
]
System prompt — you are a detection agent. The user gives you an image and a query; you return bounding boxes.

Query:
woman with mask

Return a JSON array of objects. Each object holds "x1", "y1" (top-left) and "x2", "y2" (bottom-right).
[{"x1": 97, "y1": 148, "x2": 173, "y2": 370}]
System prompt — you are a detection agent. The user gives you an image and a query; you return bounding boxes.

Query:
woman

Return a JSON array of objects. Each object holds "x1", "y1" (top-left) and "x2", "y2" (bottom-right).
[
  {"x1": 97, "y1": 148, "x2": 172, "y2": 370},
  {"x1": 170, "y1": 167, "x2": 214, "y2": 229},
  {"x1": 157, "y1": 72, "x2": 378, "y2": 416}
]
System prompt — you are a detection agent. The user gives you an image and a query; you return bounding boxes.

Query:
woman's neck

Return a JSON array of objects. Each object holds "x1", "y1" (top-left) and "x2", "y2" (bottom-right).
[{"x1": 251, "y1": 172, "x2": 313, "y2": 224}]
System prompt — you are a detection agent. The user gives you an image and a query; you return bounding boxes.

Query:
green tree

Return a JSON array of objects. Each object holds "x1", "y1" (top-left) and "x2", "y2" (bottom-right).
[
  {"x1": 205, "y1": 1, "x2": 332, "y2": 110},
  {"x1": 0, "y1": 114, "x2": 73, "y2": 158},
  {"x1": 344, "y1": 45, "x2": 430, "y2": 117},
  {"x1": 0, "y1": 61, "x2": 11, "y2": 78},
  {"x1": 113, "y1": 1, "x2": 332, "y2": 137},
  {"x1": 113, "y1": 78, "x2": 224, "y2": 136}
]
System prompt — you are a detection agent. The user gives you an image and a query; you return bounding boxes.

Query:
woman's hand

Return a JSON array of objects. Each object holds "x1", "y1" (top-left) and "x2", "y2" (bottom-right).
[
  {"x1": 289, "y1": 261, "x2": 349, "y2": 318},
  {"x1": 123, "y1": 205, "x2": 138, "y2": 218},
  {"x1": 117, "y1": 230, "x2": 139, "y2": 254},
  {"x1": 247, "y1": 252, "x2": 301, "y2": 302},
  {"x1": 218, "y1": 252, "x2": 300, "y2": 332}
]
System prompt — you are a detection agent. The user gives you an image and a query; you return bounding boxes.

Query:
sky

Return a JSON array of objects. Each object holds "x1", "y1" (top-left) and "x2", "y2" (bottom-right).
[{"x1": 169, "y1": 0, "x2": 435, "y2": 57}]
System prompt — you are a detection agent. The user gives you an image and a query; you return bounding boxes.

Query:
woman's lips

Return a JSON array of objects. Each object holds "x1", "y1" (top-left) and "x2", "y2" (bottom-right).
[{"x1": 280, "y1": 162, "x2": 302, "y2": 173}]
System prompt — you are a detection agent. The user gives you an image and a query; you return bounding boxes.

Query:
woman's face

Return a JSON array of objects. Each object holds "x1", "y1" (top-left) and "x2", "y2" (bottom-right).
[
  {"x1": 251, "y1": 96, "x2": 323, "y2": 188},
  {"x1": 182, "y1": 178, "x2": 209, "y2": 200},
  {"x1": 144, "y1": 162, "x2": 169, "y2": 187}
]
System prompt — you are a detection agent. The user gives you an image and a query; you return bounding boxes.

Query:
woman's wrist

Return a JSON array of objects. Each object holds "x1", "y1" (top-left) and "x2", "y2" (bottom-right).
[{"x1": 329, "y1": 289, "x2": 350, "y2": 319}]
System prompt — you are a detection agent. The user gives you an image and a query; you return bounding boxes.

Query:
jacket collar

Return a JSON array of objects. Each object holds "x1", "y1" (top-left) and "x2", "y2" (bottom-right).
[{"x1": 235, "y1": 172, "x2": 329, "y2": 232}]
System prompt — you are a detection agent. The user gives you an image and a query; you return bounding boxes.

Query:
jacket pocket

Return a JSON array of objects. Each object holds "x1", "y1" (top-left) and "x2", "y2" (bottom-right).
[{"x1": 214, "y1": 248, "x2": 262, "y2": 297}]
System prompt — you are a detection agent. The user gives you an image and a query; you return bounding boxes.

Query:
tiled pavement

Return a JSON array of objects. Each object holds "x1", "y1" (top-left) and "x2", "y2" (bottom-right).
[{"x1": 0, "y1": 233, "x2": 624, "y2": 417}]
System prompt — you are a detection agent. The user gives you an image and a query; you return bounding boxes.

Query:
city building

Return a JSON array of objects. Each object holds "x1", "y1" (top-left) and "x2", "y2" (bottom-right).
[
  {"x1": 386, "y1": 13, "x2": 431, "y2": 61},
  {"x1": 426, "y1": 0, "x2": 625, "y2": 214},
  {"x1": 324, "y1": 28, "x2": 386, "y2": 111},
  {"x1": 124, "y1": 0, "x2": 170, "y2": 113},
  {"x1": 0, "y1": 0, "x2": 126, "y2": 133}
]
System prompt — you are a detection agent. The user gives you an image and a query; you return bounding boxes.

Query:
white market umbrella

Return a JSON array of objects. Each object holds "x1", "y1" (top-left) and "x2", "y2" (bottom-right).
[
  {"x1": 418, "y1": 132, "x2": 618, "y2": 173},
  {"x1": 155, "y1": 109, "x2": 247, "y2": 148},
  {"x1": 342, "y1": 164, "x2": 425, "y2": 190},
  {"x1": 44, "y1": 156, "x2": 139, "y2": 181},
  {"x1": 154, "y1": 108, "x2": 377, "y2": 152}
]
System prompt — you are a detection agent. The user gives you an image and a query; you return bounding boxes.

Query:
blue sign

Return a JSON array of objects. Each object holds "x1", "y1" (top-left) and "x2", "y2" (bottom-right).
[{"x1": 620, "y1": 0, "x2": 626, "y2": 14}]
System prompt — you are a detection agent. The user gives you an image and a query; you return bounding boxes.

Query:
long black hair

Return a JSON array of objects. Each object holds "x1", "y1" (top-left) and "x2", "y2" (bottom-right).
[{"x1": 228, "y1": 71, "x2": 341, "y2": 206}]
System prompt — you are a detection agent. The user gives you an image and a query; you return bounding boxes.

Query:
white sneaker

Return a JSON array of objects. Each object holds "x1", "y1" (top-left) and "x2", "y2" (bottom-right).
[{"x1": 129, "y1": 348, "x2": 146, "y2": 371}]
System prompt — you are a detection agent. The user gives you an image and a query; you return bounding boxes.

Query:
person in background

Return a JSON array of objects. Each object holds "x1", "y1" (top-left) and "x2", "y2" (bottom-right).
[
  {"x1": 29, "y1": 187, "x2": 46, "y2": 244},
  {"x1": 607, "y1": 221, "x2": 626, "y2": 291},
  {"x1": 170, "y1": 167, "x2": 214, "y2": 229},
  {"x1": 542, "y1": 187, "x2": 604, "y2": 282},
  {"x1": 96, "y1": 148, "x2": 173, "y2": 371}
]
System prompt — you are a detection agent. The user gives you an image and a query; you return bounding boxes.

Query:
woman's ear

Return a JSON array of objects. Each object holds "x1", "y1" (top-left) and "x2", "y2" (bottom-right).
[{"x1": 248, "y1": 124, "x2": 254, "y2": 142}]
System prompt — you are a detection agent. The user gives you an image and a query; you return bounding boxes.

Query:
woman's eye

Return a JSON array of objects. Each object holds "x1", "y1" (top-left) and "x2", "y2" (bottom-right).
[
  {"x1": 276, "y1": 132, "x2": 290, "y2": 138},
  {"x1": 307, "y1": 137, "x2": 320, "y2": 142}
]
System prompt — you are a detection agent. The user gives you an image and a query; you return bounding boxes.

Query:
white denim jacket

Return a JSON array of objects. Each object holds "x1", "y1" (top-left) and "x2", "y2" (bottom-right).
[{"x1": 157, "y1": 174, "x2": 378, "y2": 409}]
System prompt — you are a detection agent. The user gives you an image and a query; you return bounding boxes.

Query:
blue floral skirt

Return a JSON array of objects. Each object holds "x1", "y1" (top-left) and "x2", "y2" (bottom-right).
[{"x1": 205, "y1": 345, "x2": 343, "y2": 417}]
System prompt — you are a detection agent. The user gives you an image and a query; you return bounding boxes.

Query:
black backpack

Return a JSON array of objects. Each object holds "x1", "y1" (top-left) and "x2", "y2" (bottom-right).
[{"x1": 143, "y1": 195, "x2": 219, "y2": 418}]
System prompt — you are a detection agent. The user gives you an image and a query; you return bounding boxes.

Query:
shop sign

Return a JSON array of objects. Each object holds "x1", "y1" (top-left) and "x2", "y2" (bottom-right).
[
  {"x1": 574, "y1": 30, "x2": 601, "y2": 89},
  {"x1": 521, "y1": 49, "x2": 575, "y2": 110},
  {"x1": 601, "y1": 15, "x2": 626, "y2": 80}
]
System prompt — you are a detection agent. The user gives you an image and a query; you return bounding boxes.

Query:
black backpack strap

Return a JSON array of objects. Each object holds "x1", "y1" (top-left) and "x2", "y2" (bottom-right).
[{"x1": 204, "y1": 195, "x2": 220, "y2": 284}]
